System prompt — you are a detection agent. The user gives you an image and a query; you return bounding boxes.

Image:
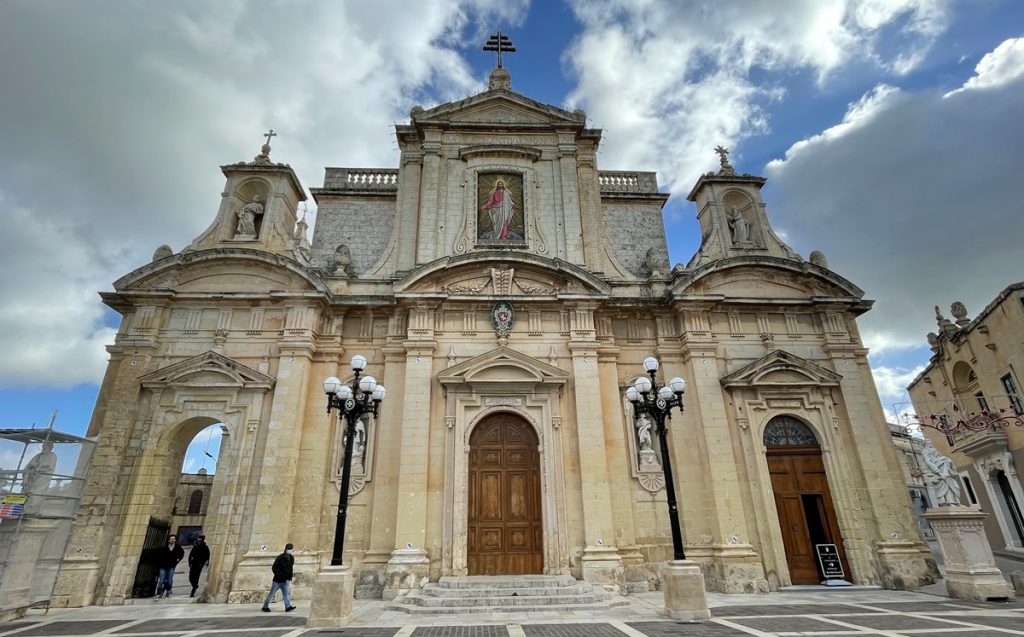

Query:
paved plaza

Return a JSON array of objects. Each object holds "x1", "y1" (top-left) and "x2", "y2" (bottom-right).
[{"x1": 2, "y1": 587, "x2": 1022, "y2": 637}]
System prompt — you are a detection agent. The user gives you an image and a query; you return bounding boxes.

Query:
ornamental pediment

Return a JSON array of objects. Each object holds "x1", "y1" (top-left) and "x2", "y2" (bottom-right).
[
  {"x1": 414, "y1": 92, "x2": 583, "y2": 128},
  {"x1": 139, "y1": 351, "x2": 275, "y2": 390},
  {"x1": 721, "y1": 350, "x2": 841, "y2": 388},
  {"x1": 438, "y1": 347, "x2": 569, "y2": 387},
  {"x1": 395, "y1": 253, "x2": 610, "y2": 299}
]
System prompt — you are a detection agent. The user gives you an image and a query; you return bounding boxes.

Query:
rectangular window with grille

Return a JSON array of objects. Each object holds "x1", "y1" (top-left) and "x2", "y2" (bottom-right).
[{"x1": 1001, "y1": 374, "x2": 1023, "y2": 415}]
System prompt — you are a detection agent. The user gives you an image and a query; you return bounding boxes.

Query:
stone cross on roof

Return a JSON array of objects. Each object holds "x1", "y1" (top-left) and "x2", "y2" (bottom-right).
[
  {"x1": 714, "y1": 145, "x2": 735, "y2": 175},
  {"x1": 483, "y1": 30, "x2": 516, "y2": 69},
  {"x1": 253, "y1": 129, "x2": 277, "y2": 165}
]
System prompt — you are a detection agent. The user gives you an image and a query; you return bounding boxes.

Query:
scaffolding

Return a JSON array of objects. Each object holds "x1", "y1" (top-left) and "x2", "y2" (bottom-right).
[{"x1": 0, "y1": 424, "x2": 96, "y2": 618}]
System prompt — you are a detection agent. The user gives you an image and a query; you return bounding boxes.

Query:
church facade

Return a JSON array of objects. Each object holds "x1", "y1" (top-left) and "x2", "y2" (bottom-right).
[{"x1": 53, "y1": 67, "x2": 935, "y2": 607}]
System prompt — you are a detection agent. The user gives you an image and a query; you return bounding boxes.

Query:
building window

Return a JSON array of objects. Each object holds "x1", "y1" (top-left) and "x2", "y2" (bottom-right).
[
  {"x1": 960, "y1": 473, "x2": 978, "y2": 505},
  {"x1": 187, "y1": 489, "x2": 204, "y2": 515},
  {"x1": 940, "y1": 415, "x2": 954, "y2": 448},
  {"x1": 975, "y1": 392, "x2": 989, "y2": 412},
  {"x1": 763, "y1": 415, "x2": 818, "y2": 447},
  {"x1": 1001, "y1": 374, "x2": 1023, "y2": 415}
]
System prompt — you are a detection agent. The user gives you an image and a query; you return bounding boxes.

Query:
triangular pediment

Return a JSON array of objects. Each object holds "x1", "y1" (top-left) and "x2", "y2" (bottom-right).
[
  {"x1": 139, "y1": 351, "x2": 275, "y2": 390},
  {"x1": 721, "y1": 350, "x2": 842, "y2": 388},
  {"x1": 414, "y1": 91, "x2": 584, "y2": 128},
  {"x1": 438, "y1": 347, "x2": 569, "y2": 387}
]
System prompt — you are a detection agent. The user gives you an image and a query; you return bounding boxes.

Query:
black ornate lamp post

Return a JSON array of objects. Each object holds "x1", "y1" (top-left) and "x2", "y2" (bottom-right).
[
  {"x1": 322, "y1": 355, "x2": 385, "y2": 566},
  {"x1": 625, "y1": 356, "x2": 687, "y2": 560}
]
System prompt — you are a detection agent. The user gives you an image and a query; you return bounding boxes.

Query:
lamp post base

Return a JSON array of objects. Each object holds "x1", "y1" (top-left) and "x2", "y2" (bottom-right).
[
  {"x1": 306, "y1": 565, "x2": 355, "y2": 629},
  {"x1": 660, "y1": 560, "x2": 710, "y2": 620}
]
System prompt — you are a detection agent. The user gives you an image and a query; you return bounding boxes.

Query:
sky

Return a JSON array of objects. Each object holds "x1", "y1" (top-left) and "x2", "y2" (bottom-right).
[{"x1": 1, "y1": 0, "x2": 1022, "y2": 464}]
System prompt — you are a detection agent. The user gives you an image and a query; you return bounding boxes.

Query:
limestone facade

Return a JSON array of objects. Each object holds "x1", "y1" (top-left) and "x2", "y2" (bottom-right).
[
  {"x1": 907, "y1": 284, "x2": 1024, "y2": 558},
  {"x1": 53, "y1": 69, "x2": 934, "y2": 607}
]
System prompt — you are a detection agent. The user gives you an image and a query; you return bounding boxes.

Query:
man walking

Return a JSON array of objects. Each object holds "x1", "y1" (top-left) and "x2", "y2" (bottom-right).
[
  {"x1": 188, "y1": 535, "x2": 211, "y2": 597},
  {"x1": 155, "y1": 534, "x2": 184, "y2": 599},
  {"x1": 261, "y1": 543, "x2": 296, "y2": 612}
]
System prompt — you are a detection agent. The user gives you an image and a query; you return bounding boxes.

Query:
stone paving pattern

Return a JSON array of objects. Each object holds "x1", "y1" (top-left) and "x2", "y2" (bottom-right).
[{"x1": 2, "y1": 590, "x2": 1023, "y2": 637}]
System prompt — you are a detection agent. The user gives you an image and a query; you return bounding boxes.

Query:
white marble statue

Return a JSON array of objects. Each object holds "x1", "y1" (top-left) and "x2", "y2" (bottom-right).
[
  {"x1": 636, "y1": 413, "x2": 654, "y2": 452},
  {"x1": 23, "y1": 441, "x2": 57, "y2": 494},
  {"x1": 235, "y1": 200, "x2": 263, "y2": 237},
  {"x1": 922, "y1": 444, "x2": 962, "y2": 506},
  {"x1": 729, "y1": 208, "x2": 750, "y2": 245}
]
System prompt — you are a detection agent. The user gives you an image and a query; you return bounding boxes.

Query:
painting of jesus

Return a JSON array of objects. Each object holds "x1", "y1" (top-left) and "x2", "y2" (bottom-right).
[{"x1": 478, "y1": 173, "x2": 525, "y2": 242}]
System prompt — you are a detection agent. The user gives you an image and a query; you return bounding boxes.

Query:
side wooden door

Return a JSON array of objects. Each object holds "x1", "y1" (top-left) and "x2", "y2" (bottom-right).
[
  {"x1": 468, "y1": 415, "x2": 543, "y2": 575},
  {"x1": 768, "y1": 449, "x2": 850, "y2": 584}
]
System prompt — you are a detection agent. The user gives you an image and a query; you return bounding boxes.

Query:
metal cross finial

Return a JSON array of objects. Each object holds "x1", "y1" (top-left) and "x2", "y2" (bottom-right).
[
  {"x1": 483, "y1": 30, "x2": 516, "y2": 69},
  {"x1": 263, "y1": 129, "x2": 277, "y2": 146}
]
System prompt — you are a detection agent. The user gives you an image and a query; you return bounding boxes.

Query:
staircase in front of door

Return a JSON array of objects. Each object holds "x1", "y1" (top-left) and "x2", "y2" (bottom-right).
[{"x1": 388, "y1": 575, "x2": 629, "y2": 614}]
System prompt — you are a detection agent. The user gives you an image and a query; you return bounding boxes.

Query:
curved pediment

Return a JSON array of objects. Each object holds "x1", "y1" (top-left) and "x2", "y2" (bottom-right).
[
  {"x1": 438, "y1": 347, "x2": 569, "y2": 387},
  {"x1": 139, "y1": 351, "x2": 275, "y2": 390},
  {"x1": 112, "y1": 249, "x2": 330, "y2": 297},
  {"x1": 395, "y1": 252, "x2": 610, "y2": 299},
  {"x1": 671, "y1": 257, "x2": 864, "y2": 303},
  {"x1": 722, "y1": 350, "x2": 842, "y2": 388}
]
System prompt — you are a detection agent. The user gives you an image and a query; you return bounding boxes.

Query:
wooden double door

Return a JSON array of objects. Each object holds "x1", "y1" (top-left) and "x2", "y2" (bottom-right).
[
  {"x1": 767, "y1": 447, "x2": 850, "y2": 584},
  {"x1": 468, "y1": 415, "x2": 543, "y2": 575}
]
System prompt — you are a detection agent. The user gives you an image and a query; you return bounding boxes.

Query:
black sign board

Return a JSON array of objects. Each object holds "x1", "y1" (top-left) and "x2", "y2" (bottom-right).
[{"x1": 815, "y1": 543, "x2": 844, "y2": 579}]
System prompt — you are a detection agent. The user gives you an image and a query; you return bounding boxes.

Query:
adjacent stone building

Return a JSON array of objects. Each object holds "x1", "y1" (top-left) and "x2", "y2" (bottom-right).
[
  {"x1": 906, "y1": 284, "x2": 1024, "y2": 558},
  {"x1": 52, "y1": 66, "x2": 935, "y2": 607}
]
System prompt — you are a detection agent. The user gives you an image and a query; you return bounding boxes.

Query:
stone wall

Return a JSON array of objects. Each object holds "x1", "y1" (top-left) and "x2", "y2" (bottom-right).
[
  {"x1": 602, "y1": 200, "x2": 669, "y2": 278},
  {"x1": 311, "y1": 196, "x2": 396, "y2": 276}
]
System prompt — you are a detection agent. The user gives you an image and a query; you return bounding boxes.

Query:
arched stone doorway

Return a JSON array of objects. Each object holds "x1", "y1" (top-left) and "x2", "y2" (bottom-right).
[
  {"x1": 467, "y1": 413, "x2": 543, "y2": 575},
  {"x1": 764, "y1": 415, "x2": 849, "y2": 584}
]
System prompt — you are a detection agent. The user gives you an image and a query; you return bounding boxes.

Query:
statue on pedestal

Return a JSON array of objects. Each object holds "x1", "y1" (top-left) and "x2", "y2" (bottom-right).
[{"x1": 922, "y1": 444, "x2": 962, "y2": 506}]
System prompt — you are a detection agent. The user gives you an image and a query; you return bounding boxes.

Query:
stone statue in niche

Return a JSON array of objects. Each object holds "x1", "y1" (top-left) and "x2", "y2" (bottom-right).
[
  {"x1": 635, "y1": 413, "x2": 660, "y2": 471},
  {"x1": 478, "y1": 173, "x2": 524, "y2": 242},
  {"x1": 235, "y1": 198, "x2": 264, "y2": 239},
  {"x1": 728, "y1": 207, "x2": 752, "y2": 247}
]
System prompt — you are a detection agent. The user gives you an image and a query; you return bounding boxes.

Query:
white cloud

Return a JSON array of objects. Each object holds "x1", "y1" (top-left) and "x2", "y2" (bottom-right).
[
  {"x1": 563, "y1": 0, "x2": 952, "y2": 195},
  {"x1": 764, "y1": 37, "x2": 1024, "y2": 353},
  {"x1": 945, "y1": 36, "x2": 1024, "y2": 97},
  {"x1": 0, "y1": 0, "x2": 527, "y2": 388}
]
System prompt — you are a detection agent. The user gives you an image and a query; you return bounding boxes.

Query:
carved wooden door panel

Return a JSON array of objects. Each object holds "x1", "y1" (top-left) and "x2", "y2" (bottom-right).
[
  {"x1": 767, "y1": 449, "x2": 850, "y2": 584},
  {"x1": 468, "y1": 415, "x2": 543, "y2": 575}
]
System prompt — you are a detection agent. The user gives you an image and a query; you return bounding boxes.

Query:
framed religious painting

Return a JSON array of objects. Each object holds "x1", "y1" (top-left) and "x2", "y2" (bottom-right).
[{"x1": 477, "y1": 172, "x2": 526, "y2": 245}]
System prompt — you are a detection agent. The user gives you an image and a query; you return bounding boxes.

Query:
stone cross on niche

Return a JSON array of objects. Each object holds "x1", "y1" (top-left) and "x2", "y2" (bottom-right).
[
  {"x1": 714, "y1": 144, "x2": 735, "y2": 175},
  {"x1": 263, "y1": 129, "x2": 277, "y2": 146},
  {"x1": 483, "y1": 30, "x2": 516, "y2": 68}
]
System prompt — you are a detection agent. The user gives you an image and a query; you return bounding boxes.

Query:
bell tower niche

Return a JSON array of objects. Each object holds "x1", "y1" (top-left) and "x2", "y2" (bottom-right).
[
  {"x1": 186, "y1": 130, "x2": 309, "y2": 262},
  {"x1": 686, "y1": 146, "x2": 797, "y2": 268}
]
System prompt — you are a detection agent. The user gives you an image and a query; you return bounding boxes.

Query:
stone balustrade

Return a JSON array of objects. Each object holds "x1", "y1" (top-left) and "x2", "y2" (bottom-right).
[
  {"x1": 323, "y1": 168, "x2": 399, "y2": 190},
  {"x1": 598, "y1": 171, "x2": 659, "y2": 194}
]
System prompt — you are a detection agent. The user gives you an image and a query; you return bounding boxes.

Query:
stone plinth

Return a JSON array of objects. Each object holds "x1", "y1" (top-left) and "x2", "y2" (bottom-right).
[
  {"x1": 925, "y1": 506, "x2": 1014, "y2": 601},
  {"x1": 382, "y1": 548, "x2": 429, "y2": 600},
  {"x1": 306, "y1": 565, "x2": 354, "y2": 629},
  {"x1": 581, "y1": 546, "x2": 624, "y2": 592},
  {"x1": 661, "y1": 559, "x2": 710, "y2": 620}
]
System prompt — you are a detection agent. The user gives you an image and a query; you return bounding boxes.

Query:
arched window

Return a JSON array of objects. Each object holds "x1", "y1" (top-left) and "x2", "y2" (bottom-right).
[
  {"x1": 187, "y1": 489, "x2": 204, "y2": 515},
  {"x1": 763, "y1": 415, "x2": 818, "y2": 447}
]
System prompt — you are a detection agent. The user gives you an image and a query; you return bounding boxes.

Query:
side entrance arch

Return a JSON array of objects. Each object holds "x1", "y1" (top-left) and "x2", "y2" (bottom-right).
[
  {"x1": 765, "y1": 415, "x2": 850, "y2": 584},
  {"x1": 468, "y1": 413, "x2": 543, "y2": 575}
]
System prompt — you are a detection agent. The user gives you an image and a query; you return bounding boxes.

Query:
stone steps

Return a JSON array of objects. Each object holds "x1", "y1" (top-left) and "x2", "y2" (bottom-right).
[{"x1": 388, "y1": 575, "x2": 629, "y2": 614}]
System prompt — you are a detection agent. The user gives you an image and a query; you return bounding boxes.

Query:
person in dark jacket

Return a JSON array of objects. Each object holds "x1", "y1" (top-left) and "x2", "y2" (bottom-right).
[
  {"x1": 261, "y1": 543, "x2": 296, "y2": 612},
  {"x1": 155, "y1": 534, "x2": 185, "y2": 598},
  {"x1": 188, "y1": 535, "x2": 211, "y2": 597}
]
